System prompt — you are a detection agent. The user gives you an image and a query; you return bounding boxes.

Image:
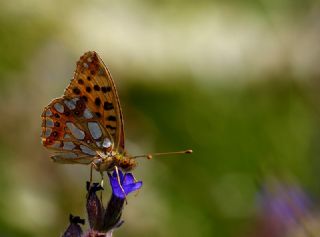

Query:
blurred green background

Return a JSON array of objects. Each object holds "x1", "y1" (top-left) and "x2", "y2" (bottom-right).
[{"x1": 1, "y1": 0, "x2": 320, "y2": 236}]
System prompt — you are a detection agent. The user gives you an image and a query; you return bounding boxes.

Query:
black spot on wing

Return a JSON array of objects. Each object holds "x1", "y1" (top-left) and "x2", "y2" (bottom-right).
[
  {"x1": 81, "y1": 95, "x2": 88, "y2": 102},
  {"x1": 101, "y1": 86, "x2": 111, "y2": 93},
  {"x1": 86, "y1": 86, "x2": 92, "y2": 93},
  {"x1": 107, "y1": 115, "x2": 116, "y2": 121},
  {"x1": 95, "y1": 98, "x2": 101, "y2": 106},
  {"x1": 104, "y1": 102, "x2": 114, "y2": 110},
  {"x1": 73, "y1": 87, "x2": 81, "y2": 95},
  {"x1": 94, "y1": 85, "x2": 100, "y2": 91},
  {"x1": 106, "y1": 125, "x2": 116, "y2": 130}
]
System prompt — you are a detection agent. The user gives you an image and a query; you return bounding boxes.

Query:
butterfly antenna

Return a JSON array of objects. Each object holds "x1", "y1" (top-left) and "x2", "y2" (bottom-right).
[{"x1": 132, "y1": 149, "x2": 193, "y2": 160}]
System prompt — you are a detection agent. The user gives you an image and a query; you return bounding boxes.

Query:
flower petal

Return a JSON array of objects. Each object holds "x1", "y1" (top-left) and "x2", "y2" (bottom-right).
[
  {"x1": 108, "y1": 171, "x2": 143, "y2": 199},
  {"x1": 123, "y1": 181, "x2": 143, "y2": 194},
  {"x1": 113, "y1": 187, "x2": 126, "y2": 198},
  {"x1": 112, "y1": 170, "x2": 124, "y2": 183},
  {"x1": 123, "y1": 173, "x2": 135, "y2": 185}
]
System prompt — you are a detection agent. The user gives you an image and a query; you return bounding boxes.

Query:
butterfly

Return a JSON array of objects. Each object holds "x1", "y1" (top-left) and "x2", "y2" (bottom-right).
[{"x1": 41, "y1": 51, "x2": 192, "y2": 177}]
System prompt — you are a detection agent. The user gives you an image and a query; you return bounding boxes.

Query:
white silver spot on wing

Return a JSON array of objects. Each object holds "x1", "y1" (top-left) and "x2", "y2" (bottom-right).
[
  {"x1": 87, "y1": 57, "x2": 92, "y2": 62},
  {"x1": 80, "y1": 145, "x2": 96, "y2": 156},
  {"x1": 50, "y1": 141, "x2": 61, "y2": 149},
  {"x1": 58, "y1": 153, "x2": 78, "y2": 159},
  {"x1": 83, "y1": 108, "x2": 93, "y2": 119},
  {"x1": 72, "y1": 98, "x2": 79, "y2": 103},
  {"x1": 66, "y1": 122, "x2": 85, "y2": 140},
  {"x1": 98, "y1": 68, "x2": 105, "y2": 76},
  {"x1": 45, "y1": 110, "x2": 53, "y2": 116},
  {"x1": 54, "y1": 103, "x2": 64, "y2": 113},
  {"x1": 45, "y1": 118, "x2": 54, "y2": 127},
  {"x1": 83, "y1": 62, "x2": 88, "y2": 68},
  {"x1": 102, "y1": 138, "x2": 112, "y2": 148},
  {"x1": 64, "y1": 98, "x2": 79, "y2": 110},
  {"x1": 63, "y1": 142, "x2": 76, "y2": 150},
  {"x1": 88, "y1": 122, "x2": 102, "y2": 139},
  {"x1": 44, "y1": 128, "x2": 52, "y2": 138},
  {"x1": 64, "y1": 134, "x2": 71, "y2": 139}
]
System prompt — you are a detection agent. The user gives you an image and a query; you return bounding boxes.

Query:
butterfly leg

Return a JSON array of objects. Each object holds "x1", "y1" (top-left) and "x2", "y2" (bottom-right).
[
  {"x1": 131, "y1": 174, "x2": 140, "y2": 197},
  {"x1": 89, "y1": 159, "x2": 99, "y2": 188},
  {"x1": 89, "y1": 163, "x2": 94, "y2": 185},
  {"x1": 100, "y1": 171, "x2": 104, "y2": 188},
  {"x1": 114, "y1": 166, "x2": 127, "y2": 204},
  {"x1": 99, "y1": 171, "x2": 104, "y2": 205}
]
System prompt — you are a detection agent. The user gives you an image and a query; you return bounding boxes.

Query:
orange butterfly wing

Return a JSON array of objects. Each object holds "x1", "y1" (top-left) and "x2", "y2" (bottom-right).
[
  {"x1": 65, "y1": 51, "x2": 125, "y2": 153},
  {"x1": 41, "y1": 51, "x2": 125, "y2": 164}
]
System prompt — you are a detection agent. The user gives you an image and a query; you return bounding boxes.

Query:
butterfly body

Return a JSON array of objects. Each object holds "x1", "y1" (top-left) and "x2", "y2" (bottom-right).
[
  {"x1": 92, "y1": 152, "x2": 137, "y2": 172},
  {"x1": 41, "y1": 51, "x2": 135, "y2": 173}
]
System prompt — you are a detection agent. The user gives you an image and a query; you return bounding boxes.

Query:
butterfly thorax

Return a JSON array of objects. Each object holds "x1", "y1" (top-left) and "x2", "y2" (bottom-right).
[{"x1": 93, "y1": 151, "x2": 137, "y2": 172}]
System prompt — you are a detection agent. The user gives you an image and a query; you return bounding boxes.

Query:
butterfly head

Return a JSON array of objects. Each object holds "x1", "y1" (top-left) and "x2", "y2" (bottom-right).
[{"x1": 118, "y1": 154, "x2": 138, "y2": 171}]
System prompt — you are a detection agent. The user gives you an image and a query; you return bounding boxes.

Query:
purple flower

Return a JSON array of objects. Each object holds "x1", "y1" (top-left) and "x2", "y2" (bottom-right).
[
  {"x1": 62, "y1": 214, "x2": 85, "y2": 237},
  {"x1": 62, "y1": 171, "x2": 142, "y2": 236},
  {"x1": 86, "y1": 182, "x2": 105, "y2": 230},
  {"x1": 253, "y1": 179, "x2": 313, "y2": 237},
  {"x1": 108, "y1": 170, "x2": 143, "y2": 199}
]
